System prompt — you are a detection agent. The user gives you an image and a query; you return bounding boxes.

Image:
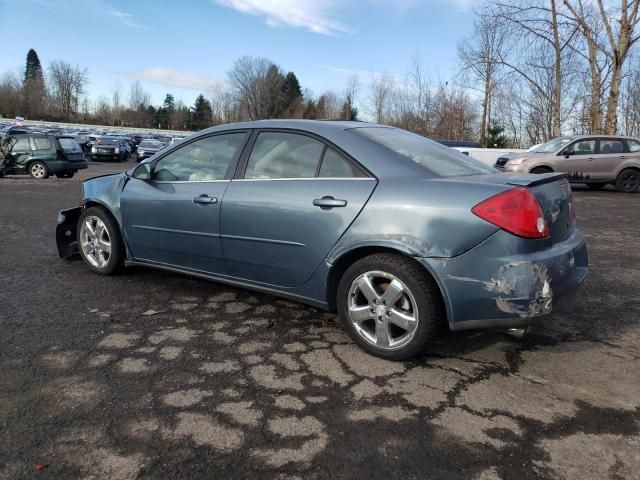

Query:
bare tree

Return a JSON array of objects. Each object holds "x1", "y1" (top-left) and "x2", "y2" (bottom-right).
[
  {"x1": 599, "y1": 0, "x2": 640, "y2": 133},
  {"x1": 227, "y1": 56, "x2": 285, "y2": 120},
  {"x1": 458, "y1": 16, "x2": 505, "y2": 146},
  {"x1": 111, "y1": 80, "x2": 122, "y2": 125},
  {"x1": 370, "y1": 73, "x2": 395, "y2": 124},
  {"x1": 128, "y1": 80, "x2": 150, "y2": 110},
  {"x1": 489, "y1": 0, "x2": 579, "y2": 138},
  {"x1": 48, "y1": 61, "x2": 88, "y2": 120}
]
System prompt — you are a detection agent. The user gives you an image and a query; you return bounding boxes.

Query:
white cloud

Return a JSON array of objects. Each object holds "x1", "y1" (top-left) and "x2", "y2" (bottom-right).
[
  {"x1": 18, "y1": 0, "x2": 151, "y2": 30},
  {"x1": 213, "y1": 0, "x2": 477, "y2": 36},
  {"x1": 214, "y1": 0, "x2": 351, "y2": 35},
  {"x1": 120, "y1": 68, "x2": 216, "y2": 91},
  {"x1": 108, "y1": 9, "x2": 152, "y2": 30}
]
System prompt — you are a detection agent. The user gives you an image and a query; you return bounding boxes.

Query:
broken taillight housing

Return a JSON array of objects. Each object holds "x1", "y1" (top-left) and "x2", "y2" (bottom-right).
[{"x1": 472, "y1": 188, "x2": 550, "y2": 239}]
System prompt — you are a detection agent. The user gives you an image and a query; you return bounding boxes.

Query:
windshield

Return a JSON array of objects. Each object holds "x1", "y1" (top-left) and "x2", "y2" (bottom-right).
[
  {"x1": 354, "y1": 127, "x2": 495, "y2": 177},
  {"x1": 532, "y1": 137, "x2": 572, "y2": 153},
  {"x1": 140, "y1": 140, "x2": 161, "y2": 149},
  {"x1": 96, "y1": 137, "x2": 118, "y2": 146}
]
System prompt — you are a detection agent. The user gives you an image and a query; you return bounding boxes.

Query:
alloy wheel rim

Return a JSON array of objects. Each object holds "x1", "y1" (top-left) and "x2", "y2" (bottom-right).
[
  {"x1": 79, "y1": 216, "x2": 111, "y2": 268},
  {"x1": 31, "y1": 164, "x2": 45, "y2": 178},
  {"x1": 347, "y1": 271, "x2": 419, "y2": 350}
]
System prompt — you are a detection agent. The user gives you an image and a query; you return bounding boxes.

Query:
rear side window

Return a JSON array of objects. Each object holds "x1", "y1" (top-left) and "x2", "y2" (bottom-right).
[
  {"x1": 319, "y1": 148, "x2": 364, "y2": 178},
  {"x1": 599, "y1": 139, "x2": 624, "y2": 154},
  {"x1": 245, "y1": 132, "x2": 325, "y2": 179},
  {"x1": 33, "y1": 137, "x2": 52, "y2": 150},
  {"x1": 354, "y1": 127, "x2": 495, "y2": 177},
  {"x1": 11, "y1": 138, "x2": 30, "y2": 152},
  {"x1": 58, "y1": 138, "x2": 81, "y2": 152},
  {"x1": 627, "y1": 139, "x2": 640, "y2": 152}
]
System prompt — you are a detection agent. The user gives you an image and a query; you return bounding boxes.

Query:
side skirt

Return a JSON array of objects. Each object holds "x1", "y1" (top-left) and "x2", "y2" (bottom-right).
[{"x1": 124, "y1": 259, "x2": 330, "y2": 311}]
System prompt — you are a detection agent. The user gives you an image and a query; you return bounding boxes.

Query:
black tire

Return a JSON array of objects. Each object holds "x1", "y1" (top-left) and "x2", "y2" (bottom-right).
[
  {"x1": 530, "y1": 167, "x2": 552, "y2": 174},
  {"x1": 615, "y1": 168, "x2": 639, "y2": 193},
  {"x1": 336, "y1": 253, "x2": 444, "y2": 360},
  {"x1": 55, "y1": 172, "x2": 75, "y2": 179},
  {"x1": 586, "y1": 182, "x2": 607, "y2": 190},
  {"x1": 29, "y1": 161, "x2": 49, "y2": 179},
  {"x1": 77, "y1": 206, "x2": 125, "y2": 275}
]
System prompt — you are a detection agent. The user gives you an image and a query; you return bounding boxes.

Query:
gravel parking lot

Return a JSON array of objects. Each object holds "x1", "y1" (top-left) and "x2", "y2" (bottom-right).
[{"x1": 1, "y1": 160, "x2": 639, "y2": 479}]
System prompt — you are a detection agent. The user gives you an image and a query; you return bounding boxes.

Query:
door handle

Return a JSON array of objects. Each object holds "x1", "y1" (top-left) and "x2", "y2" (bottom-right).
[
  {"x1": 313, "y1": 196, "x2": 347, "y2": 209},
  {"x1": 193, "y1": 194, "x2": 218, "y2": 205}
]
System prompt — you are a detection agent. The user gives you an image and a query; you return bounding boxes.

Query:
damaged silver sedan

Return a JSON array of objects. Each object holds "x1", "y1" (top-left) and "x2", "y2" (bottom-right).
[{"x1": 56, "y1": 120, "x2": 588, "y2": 360}]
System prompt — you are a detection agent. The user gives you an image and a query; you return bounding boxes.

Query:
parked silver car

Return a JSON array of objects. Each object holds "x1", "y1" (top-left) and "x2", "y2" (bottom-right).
[{"x1": 495, "y1": 135, "x2": 640, "y2": 192}]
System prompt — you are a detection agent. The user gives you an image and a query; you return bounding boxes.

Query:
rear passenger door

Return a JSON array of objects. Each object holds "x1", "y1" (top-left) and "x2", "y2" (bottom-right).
[
  {"x1": 8, "y1": 137, "x2": 33, "y2": 173},
  {"x1": 220, "y1": 130, "x2": 377, "y2": 288},
  {"x1": 594, "y1": 138, "x2": 626, "y2": 180}
]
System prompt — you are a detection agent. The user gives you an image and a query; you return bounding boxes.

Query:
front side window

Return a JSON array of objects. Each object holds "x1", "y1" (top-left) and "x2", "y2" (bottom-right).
[
  {"x1": 33, "y1": 137, "x2": 52, "y2": 150},
  {"x1": 11, "y1": 138, "x2": 30, "y2": 152},
  {"x1": 245, "y1": 132, "x2": 325, "y2": 179},
  {"x1": 567, "y1": 140, "x2": 596, "y2": 155},
  {"x1": 627, "y1": 139, "x2": 640, "y2": 153},
  {"x1": 153, "y1": 133, "x2": 245, "y2": 182},
  {"x1": 599, "y1": 139, "x2": 624, "y2": 154}
]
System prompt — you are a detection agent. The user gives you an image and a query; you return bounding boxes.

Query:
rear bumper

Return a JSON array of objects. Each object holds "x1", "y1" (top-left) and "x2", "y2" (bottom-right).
[
  {"x1": 48, "y1": 160, "x2": 88, "y2": 173},
  {"x1": 420, "y1": 229, "x2": 588, "y2": 331}
]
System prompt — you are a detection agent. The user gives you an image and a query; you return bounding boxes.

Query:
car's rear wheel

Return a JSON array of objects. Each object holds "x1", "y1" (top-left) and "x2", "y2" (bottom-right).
[
  {"x1": 586, "y1": 182, "x2": 607, "y2": 190},
  {"x1": 337, "y1": 253, "x2": 443, "y2": 360},
  {"x1": 78, "y1": 207, "x2": 124, "y2": 275},
  {"x1": 530, "y1": 167, "x2": 552, "y2": 174},
  {"x1": 29, "y1": 161, "x2": 49, "y2": 179},
  {"x1": 615, "y1": 168, "x2": 639, "y2": 193}
]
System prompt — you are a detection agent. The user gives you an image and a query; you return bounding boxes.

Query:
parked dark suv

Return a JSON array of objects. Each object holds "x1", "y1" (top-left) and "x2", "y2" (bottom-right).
[
  {"x1": 89, "y1": 136, "x2": 128, "y2": 162},
  {"x1": 0, "y1": 134, "x2": 88, "y2": 179}
]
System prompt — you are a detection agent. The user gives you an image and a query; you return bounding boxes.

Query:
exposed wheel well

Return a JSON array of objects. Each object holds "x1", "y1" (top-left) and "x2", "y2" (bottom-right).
[
  {"x1": 326, "y1": 246, "x2": 447, "y2": 320},
  {"x1": 83, "y1": 202, "x2": 121, "y2": 231},
  {"x1": 530, "y1": 166, "x2": 553, "y2": 173}
]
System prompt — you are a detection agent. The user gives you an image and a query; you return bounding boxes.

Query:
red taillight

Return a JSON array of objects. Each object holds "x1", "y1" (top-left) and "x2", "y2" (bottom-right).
[{"x1": 472, "y1": 188, "x2": 549, "y2": 239}]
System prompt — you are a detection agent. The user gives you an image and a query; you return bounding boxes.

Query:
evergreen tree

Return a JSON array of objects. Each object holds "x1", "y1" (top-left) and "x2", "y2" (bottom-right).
[
  {"x1": 486, "y1": 121, "x2": 507, "y2": 148},
  {"x1": 340, "y1": 94, "x2": 358, "y2": 121},
  {"x1": 23, "y1": 49, "x2": 46, "y2": 118},
  {"x1": 282, "y1": 72, "x2": 302, "y2": 112},
  {"x1": 191, "y1": 94, "x2": 213, "y2": 130}
]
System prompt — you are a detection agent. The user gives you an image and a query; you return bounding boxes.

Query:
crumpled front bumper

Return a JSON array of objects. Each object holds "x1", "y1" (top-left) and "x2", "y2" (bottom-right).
[
  {"x1": 56, "y1": 206, "x2": 82, "y2": 258},
  {"x1": 420, "y1": 228, "x2": 588, "y2": 331}
]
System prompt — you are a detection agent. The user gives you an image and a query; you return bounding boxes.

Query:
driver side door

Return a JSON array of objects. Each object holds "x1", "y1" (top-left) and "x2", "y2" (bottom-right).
[{"x1": 120, "y1": 131, "x2": 249, "y2": 274}]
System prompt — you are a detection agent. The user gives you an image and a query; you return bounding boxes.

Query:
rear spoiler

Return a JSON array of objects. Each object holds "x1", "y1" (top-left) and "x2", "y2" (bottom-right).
[{"x1": 505, "y1": 172, "x2": 568, "y2": 188}]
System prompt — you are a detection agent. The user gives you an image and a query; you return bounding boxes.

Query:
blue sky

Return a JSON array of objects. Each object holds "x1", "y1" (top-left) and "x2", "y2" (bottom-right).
[{"x1": 0, "y1": 0, "x2": 477, "y2": 108}]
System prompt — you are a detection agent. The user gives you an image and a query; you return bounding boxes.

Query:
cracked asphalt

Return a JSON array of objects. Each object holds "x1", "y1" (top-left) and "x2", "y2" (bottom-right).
[{"x1": 1, "y1": 160, "x2": 639, "y2": 480}]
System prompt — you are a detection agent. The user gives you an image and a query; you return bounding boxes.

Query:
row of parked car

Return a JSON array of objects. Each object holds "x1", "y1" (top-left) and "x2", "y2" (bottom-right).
[{"x1": 0, "y1": 122, "x2": 186, "y2": 179}]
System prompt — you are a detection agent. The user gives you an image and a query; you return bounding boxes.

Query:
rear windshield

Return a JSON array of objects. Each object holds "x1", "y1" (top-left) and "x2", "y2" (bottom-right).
[
  {"x1": 140, "y1": 140, "x2": 161, "y2": 148},
  {"x1": 354, "y1": 127, "x2": 495, "y2": 177},
  {"x1": 96, "y1": 137, "x2": 118, "y2": 146},
  {"x1": 58, "y1": 138, "x2": 81, "y2": 151}
]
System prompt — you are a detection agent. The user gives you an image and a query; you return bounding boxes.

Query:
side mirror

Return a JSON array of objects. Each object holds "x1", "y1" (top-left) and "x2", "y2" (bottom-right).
[
  {"x1": 133, "y1": 162, "x2": 152, "y2": 180},
  {"x1": 563, "y1": 151, "x2": 573, "y2": 158}
]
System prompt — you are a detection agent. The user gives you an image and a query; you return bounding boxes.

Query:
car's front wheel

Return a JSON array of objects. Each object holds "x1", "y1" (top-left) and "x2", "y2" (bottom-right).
[
  {"x1": 77, "y1": 207, "x2": 124, "y2": 275},
  {"x1": 615, "y1": 168, "x2": 639, "y2": 193},
  {"x1": 336, "y1": 253, "x2": 443, "y2": 360},
  {"x1": 29, "y1": 161, "x2": 49, "y2": 179}
]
